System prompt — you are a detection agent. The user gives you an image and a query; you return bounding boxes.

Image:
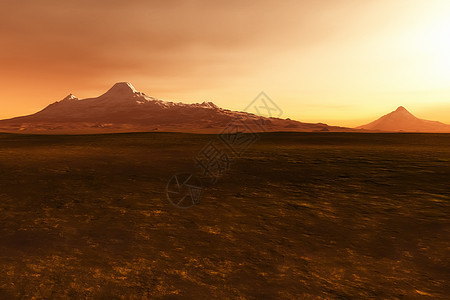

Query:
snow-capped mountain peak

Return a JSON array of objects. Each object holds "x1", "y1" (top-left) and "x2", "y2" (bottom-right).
[
  {"x1": 61, "y1": 94, "x2": 78, "y2": 101},
  {"x1": 101, "y1": 82, "x2": 140, "y2": 98},
  {"x1": 0, "y1": 82, "x2": 352, "y2": 134}
]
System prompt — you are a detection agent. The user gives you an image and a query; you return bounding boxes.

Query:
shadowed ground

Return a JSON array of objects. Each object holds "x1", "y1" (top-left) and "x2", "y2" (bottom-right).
[{"x1": 0, "y1": 132, "x2": 448, "y2": 298}]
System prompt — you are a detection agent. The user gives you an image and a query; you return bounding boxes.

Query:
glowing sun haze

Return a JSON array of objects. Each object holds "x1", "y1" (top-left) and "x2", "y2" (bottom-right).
[{"x1": 0, "y1": 0, "x2": 449, "y2": 127}]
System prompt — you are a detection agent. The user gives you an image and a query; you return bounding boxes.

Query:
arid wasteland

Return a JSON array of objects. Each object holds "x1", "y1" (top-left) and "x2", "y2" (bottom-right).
[{"x1": 1, "y1": 0, "x2": 450, "y2": 299}]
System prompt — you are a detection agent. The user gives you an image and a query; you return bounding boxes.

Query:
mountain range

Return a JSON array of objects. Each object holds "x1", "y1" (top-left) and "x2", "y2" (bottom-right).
[{"x1": 0, "y1": 82, "x2": 448, "y2": 134}]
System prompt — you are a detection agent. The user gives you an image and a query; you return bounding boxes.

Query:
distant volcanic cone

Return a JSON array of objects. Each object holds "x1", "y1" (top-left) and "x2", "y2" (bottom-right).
[{"x1": 357, "y1": 106, "x2": 450, "y2": 132}]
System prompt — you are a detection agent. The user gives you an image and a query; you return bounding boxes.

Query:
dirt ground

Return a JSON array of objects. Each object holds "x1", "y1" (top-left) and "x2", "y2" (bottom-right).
[{"x1": 0, "y1": 132, "x2": 448, "y2": 299}]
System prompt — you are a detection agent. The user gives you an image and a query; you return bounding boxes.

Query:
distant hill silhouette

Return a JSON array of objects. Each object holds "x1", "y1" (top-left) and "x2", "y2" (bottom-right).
[{"x1": 357, "y1": 106, "x2": 450, "y2": 133}]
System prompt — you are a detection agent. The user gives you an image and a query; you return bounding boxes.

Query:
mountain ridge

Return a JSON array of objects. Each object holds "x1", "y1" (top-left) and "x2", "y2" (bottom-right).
[
  {"x1": 2, "y1": 84, "x2": 448, "y2": 134},
  {"x1": 0, "y1": 82, "x2": 354, "y2": 134}
]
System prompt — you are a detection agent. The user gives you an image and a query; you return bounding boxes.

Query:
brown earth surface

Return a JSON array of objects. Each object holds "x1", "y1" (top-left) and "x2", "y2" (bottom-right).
[{"x1": 0, "y1": 132, "x2": 449, "y2": 298}]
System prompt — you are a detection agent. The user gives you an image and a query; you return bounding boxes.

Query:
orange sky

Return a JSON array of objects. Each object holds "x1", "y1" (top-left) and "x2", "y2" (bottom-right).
[{"x1": 0, "y1": 0, "x2": 449, "y2": 127}]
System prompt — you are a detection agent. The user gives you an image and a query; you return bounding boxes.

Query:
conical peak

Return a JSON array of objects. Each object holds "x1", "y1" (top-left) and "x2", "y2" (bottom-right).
[
  {"x1": 103, "y1": 82, "x2": 138, "y2": 97},
  {"x1": 395, "y1": 106, "x2": 408, "y2": 112},
  {"x1": 392, "y1": 106, "x2": 415, "y2": 117},
  {"x1": 61, "y1": 94, "x2": 78, "y2": 101}
]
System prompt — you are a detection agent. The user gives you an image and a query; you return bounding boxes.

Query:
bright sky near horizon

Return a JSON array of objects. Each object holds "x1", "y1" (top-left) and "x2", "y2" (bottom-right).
[{"x1": 0, "y1": 0, "x2": 449, "y2": 127}]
